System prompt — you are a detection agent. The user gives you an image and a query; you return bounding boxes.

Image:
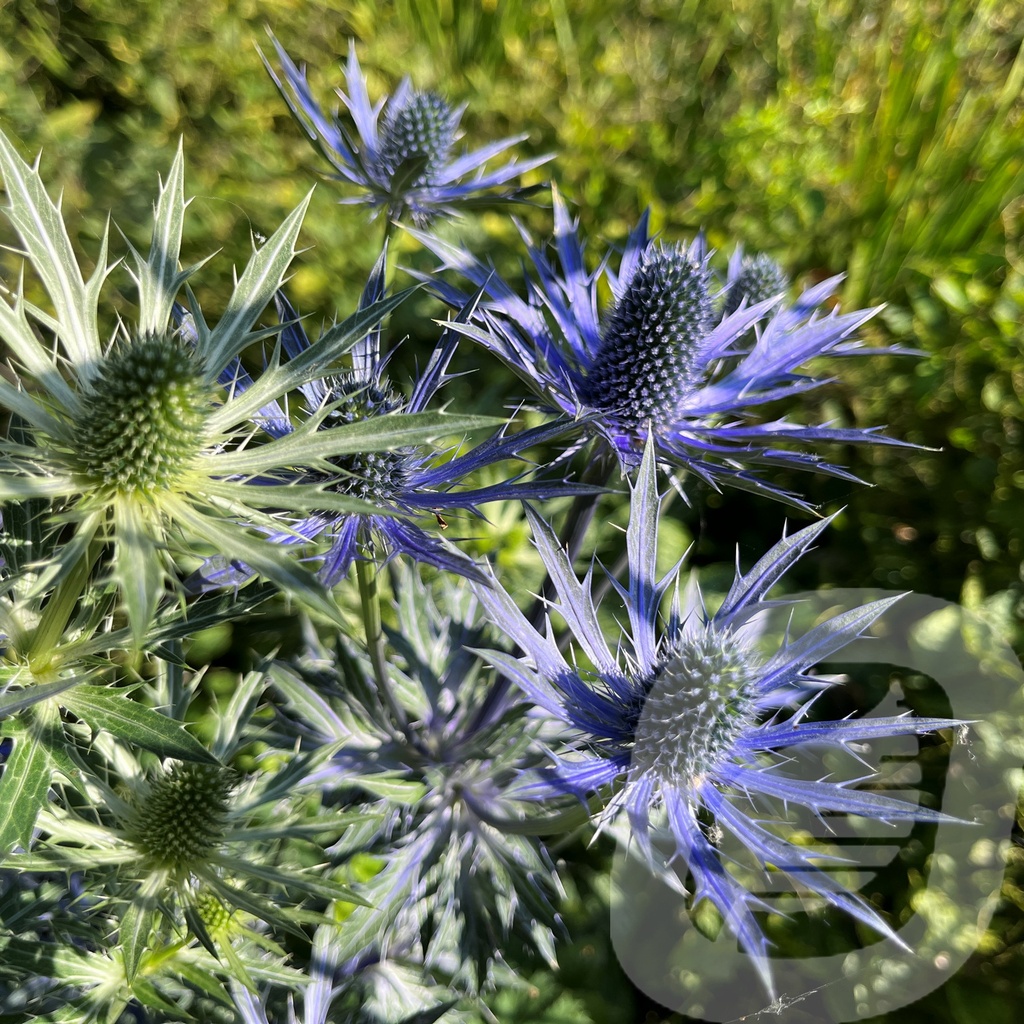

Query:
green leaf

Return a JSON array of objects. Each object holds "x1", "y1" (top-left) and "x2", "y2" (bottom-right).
[
  {"x1": 210, "y1": 409, "x2": 507, "y2": 476},
  {"x1": 0, "y1": 463, "x2": 77, "y2": 499},
  {"x1": 0, "y1": 937, "x2": 103, "y2": 987},
  {"x1": 207, "y1": 289, "x2": 415, "y2": 432},
  {"x1": 0, "y1": 128, "x2": 102, "y2": 365},
  {"x1": 0, "y1": 293, "x2": 78, "y2": 411},
  {"x1": 352, "y1": 775, "x2": 429, "y2": 804},
  {"x1": 199, "y1": 477, "x2": 393, "y2": 517},
  {"x1": 210, "y1": 854, "x2": 369, "y2": 905},
  {"x1": 0, "y1": 705, "x2": 57, "y2": 858},
  {"x1": 136, "y1": 139, "x2": 189, "y2": 336},
  {"x1": 163, "y1": 494, "x2": 344, "y2": 627},
  {"x1": 61, "y1": 686, "x2": 218, "y2": 763},
  {"x1": 126, "y1": 976, "x2": 181, "y2": 1015},
  {"x1": 119, "y1": 898, "x2": 156, "y2": 985},
  {"x1": 202, "y1": 875, "x2": 310, "y2": 941},
  {"x1": 0, "y1": 676, "x2": 83, "y2": 718},
  {"x1": 201, "y1": 189, "x2": 313, "y2": 376}
]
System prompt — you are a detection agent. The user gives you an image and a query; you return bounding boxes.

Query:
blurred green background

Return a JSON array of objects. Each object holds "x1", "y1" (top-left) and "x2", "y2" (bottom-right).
[{"x1": 1, "y1": 0, "x2": 1022, "y2": 1020}]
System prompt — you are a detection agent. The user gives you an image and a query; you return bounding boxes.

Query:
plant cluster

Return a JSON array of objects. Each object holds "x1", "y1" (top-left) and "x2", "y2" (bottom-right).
[{"x1": 0, "y1": 28, "x2": 979, "y2": 1024}]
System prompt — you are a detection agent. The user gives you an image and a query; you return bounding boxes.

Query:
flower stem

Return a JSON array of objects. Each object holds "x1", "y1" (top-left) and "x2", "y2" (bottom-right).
[
  {"x1": 28, "y1": 542, "x2": 102, "y2": 662},
  {"x1": 355, "y1": 556, "x2": 407, "y2": 732}
]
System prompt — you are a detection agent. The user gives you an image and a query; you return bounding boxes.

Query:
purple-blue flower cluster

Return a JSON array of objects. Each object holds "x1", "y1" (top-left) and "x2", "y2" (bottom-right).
[{"x1": 412, "y1": 192, "x2": 915, "y2": 508}]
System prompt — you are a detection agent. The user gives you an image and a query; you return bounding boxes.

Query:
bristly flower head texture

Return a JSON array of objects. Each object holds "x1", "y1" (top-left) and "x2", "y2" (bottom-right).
[
  {"x1": 414, "y1": 191, "x2": 913, "y2": 509},
  {"x1": 0, "y1": 130, "x2": 488, "y2": 640},
  {"x1": 196, "y1": 250, "x2": 583, "y2": 587},
  {"x1": 262, "y1": 33, "x2": 551, "y2": 225},
  {"x1": 721, "y1": 247, "x2": 790, "y2": 320},
  {"x1": 471, "y1": 442, "x2": 963, "y2": 994}
]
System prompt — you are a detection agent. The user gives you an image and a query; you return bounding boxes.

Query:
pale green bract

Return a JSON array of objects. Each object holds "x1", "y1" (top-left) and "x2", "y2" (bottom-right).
[{"x1": 0, "y1": 130, "x2": 498, "y2": 641}]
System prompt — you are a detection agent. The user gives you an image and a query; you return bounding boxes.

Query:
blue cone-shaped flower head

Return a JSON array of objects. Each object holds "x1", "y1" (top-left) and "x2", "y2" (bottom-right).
[
  {"x1": 197, "y1": 249, "x2": 584, "y2": 588},
  {"x1": 471, "y1": 441, "x2": 965, "y2": 994},
  {"x1": 721, "y1": 247, "x2": 790, "y2": 320},
  {"x1": 413, "y1": 192, "x2": 915, "y2": 509},
  {"x1": 262, "y1": 33, "x2": 551, "y2": 225}
]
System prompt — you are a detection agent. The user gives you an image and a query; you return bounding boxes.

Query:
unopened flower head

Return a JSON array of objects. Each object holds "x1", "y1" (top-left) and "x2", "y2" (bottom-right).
[
  {"x1": 262, "y1": 33, "x2": 551, "y2": 224},
  {"x1": 0, "y1": 131, "x2": 428, "y2": 639},
  {"x1": 124, "y1": 762, "x2": 235, "y2": 876},
  {"x1": 721, "y1": 249, "x2": 790, "y2": 319},
  {"x1": 67, "y1": 333, "x2": 213, "y2": 494},
  {"x1": 471, "y1": 441, "x2": 964, "y2": 994},
  {"x1": 414, "y1": 192, "x2": 914, "y2": 509}
]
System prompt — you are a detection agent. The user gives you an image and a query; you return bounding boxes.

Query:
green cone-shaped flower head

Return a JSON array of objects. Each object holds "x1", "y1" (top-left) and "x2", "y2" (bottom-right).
[
  {"x1": 125, "y1": 762, "x2": 234, "y2": 874},
  {"x1": 68, "y1": 333, "x2": 213, "y2": 494}
]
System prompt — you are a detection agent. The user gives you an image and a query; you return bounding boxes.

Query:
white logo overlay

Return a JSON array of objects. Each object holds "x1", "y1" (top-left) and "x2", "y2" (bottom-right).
[{"x1": 611, "y1": 590, "x2": 1023, "y2": 1022}]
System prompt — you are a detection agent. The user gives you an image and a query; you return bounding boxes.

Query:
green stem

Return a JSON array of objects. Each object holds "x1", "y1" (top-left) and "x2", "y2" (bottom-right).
[
  {"x1": 355, "y1": 556, "x2": 407, "y2": 732},
  {"x1": 28, "y1": 544, "x2": 101, "y2": 663}
]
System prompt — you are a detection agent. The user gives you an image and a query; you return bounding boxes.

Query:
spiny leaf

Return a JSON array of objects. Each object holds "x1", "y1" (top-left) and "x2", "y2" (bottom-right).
[{"x1": 61, "y1": 686, "x2": 218, "y2": 763}]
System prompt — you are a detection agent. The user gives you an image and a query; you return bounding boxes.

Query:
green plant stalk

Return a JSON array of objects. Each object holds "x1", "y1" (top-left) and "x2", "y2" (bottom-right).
[
  {"x1": 355, "y1": 556, "x2": 408, "y2": 733},
  {"x1": 27, "y1": 543, "x2": 102, "y2": 663}
]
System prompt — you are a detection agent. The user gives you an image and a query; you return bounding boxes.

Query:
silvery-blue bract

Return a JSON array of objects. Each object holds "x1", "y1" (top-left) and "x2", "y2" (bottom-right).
[
  {"x1": 262, "y1": 34, "x2": 551, "y2": 225},
  {"x1": 268, "y1": 565, "x2": 562, "y2": 993},
  {"x1": 471, "y1": 441, "x2": 963, "y2": 993},
  {"x1": 413, "y1": 192, "x2": 914, "y2": 509}
]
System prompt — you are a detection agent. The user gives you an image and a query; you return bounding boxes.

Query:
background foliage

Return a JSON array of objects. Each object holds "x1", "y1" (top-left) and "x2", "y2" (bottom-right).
[{"x1": 1, "y1": 0, "x2": 1021, "y2": 1020}]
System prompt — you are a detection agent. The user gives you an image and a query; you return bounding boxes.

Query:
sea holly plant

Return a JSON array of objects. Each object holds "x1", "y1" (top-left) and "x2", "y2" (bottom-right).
[
  {"x1": 0, "y1": 128, "x2": 496, "y2": 643},
  {"x1": 262, "y1": 33, "x2": 551, "y2": 226},
  {"x1": 266, "y1": 564, "x2": 563, "y2": 998},
  {"x1": 469, "y1": 441, "x2": 966, "y2": 995},
  {"x1": 193, "y1": 265, "x2": 586, "y2": 591},
  {"x1": 412, "y1": 192, "x2": 915, "y2": 509},
  {"x1": 0, "y1": 669, "x2": 364, "y2": 1001},
  {"x1": 0, "y1": 495, "x2": 272, "y2": 858},
  {"x1": 0, "y1": 32, "x2": 981, "y2": 1024}
]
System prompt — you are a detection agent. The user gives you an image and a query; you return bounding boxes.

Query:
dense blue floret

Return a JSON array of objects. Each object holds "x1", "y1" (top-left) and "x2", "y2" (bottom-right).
[{"x1": 582, "y1": 245, "x2": 714, "y2": 425}]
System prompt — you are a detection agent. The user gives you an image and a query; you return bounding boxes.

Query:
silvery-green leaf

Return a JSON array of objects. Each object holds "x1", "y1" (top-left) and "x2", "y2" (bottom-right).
[{"x1": 200, "y1": 189, "x2": 313, "y2": 375}]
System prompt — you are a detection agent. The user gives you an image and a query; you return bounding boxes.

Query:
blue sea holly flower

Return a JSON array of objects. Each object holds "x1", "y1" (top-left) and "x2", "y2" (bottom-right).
[
  {"x1": 721, "y1": 247, "x2": 790, "y2": 320},
  {"x1": 413, "y1": 193, "x2": 913, "y2": 508},
  {"x1": 267, "y1": 564, "x2": 562, "y2": 991},
  {"x1": 471, "y1": 441, "x2": 965, "y2": 993},
  {"x1": 262, "y1": 33, "x2": 551, "y2": 225},
  {"x1": 198, "y1": 251, "x2": 584, "y2": 587}
]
